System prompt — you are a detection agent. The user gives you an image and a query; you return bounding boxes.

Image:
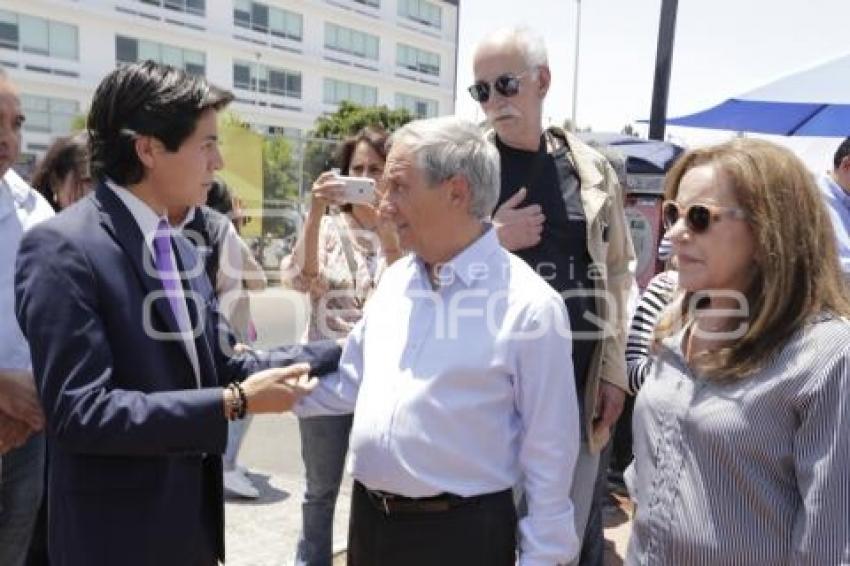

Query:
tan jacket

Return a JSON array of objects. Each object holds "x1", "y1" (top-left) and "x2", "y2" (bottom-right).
[{"x1": 490, "y1": 127, "x2": 636, "y2": 452}]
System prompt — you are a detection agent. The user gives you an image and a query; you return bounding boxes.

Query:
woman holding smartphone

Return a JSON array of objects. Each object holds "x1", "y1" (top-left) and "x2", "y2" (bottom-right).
[{"x1": 280, "y1": 125, "x2": 400, "y2": 566}]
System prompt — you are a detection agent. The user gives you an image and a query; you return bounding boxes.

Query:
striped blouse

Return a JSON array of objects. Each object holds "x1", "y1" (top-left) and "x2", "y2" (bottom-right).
[
  {"x1": 626, "y1": 314, "x2": 850, "y2": 565},
  {"x1": 625, "y1": 271, "x2": 678, "y2": 395}
]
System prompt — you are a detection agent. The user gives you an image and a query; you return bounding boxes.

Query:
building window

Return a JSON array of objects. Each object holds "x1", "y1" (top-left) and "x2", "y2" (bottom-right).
[
  {"x1": 233, "y1": 61, "x2": 301, "y2": 99},
  {"x1": 116, "y1": 35, "x2": 205, "y2": 75},
  {"x1": 233, "y1": 0, "x2": 302, "y2": 41},
  {"x1": 398, "y1": 0, "x2": 441, "y2": 29},
  {"x1": 137, "y1": 0, "x2": 206, "y2": 17},
  {"x1": 396, "y1": 43, "x2": 439, "y2": 76},
  {"x1": 324, "y1": 23, "x2": 378, "y2": 61},
  {"x1": 0, "y1": 10, "x2": 78, "y2": 60},
  {"x1": 395, "y1": 93, "x2": 438, "y2": 119},
  {"x1": 353, "y1": 0, "x2": 380, "y2": 7},
  {"x1": 21, "y1": 94, "x2": 79, "y2": 134},
  {"x1": 323, "y1": 78, "x2": 377, "y2": 106}
]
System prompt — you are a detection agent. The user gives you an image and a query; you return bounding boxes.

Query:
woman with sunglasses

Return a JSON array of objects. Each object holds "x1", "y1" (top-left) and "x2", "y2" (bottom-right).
[{"x1": 625, "y1": 138, "x2": 850, "y2": 565}]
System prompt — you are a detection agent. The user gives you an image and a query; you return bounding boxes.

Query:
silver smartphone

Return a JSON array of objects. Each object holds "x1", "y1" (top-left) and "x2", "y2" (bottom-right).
[{"x1": 337, "y1": 176, "x2": 376, "y2": 205}]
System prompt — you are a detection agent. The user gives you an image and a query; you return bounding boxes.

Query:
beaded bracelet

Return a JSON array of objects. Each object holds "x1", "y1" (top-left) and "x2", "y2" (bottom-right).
[
  {"x1": 225, "y1": 382, "x2": 243, "y2": 421},
  {"x1": 233, "y1": 381, "x2": 248, "y2": 420}
]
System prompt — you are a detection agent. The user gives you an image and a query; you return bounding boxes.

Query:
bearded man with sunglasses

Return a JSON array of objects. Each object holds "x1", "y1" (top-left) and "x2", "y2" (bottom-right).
[{"x1": 472, "y1": 27, "x2": 635, "y2": 566}]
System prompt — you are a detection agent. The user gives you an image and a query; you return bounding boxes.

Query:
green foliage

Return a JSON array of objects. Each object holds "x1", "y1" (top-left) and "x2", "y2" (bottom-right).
[
  {"x1": 220, "y1": 110, "x2": 250, "y2": 130},
  {"x1": 311, "y1": 101, "x2": 414, "y2": 140},
  {"x1": 263, "y1": 135, "x2": 299, "y2": 201},
  {"x1": 71, "y1": 112, "x2": 88, "y2": 133},
  {"x1": 301, "y1": 101, "x2": 415, "y2": 193}
]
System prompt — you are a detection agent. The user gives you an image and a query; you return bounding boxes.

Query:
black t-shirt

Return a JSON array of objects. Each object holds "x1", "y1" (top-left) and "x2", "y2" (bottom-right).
[{"x1": 495, "y1": 134, "x2": 598, "y2": 398}]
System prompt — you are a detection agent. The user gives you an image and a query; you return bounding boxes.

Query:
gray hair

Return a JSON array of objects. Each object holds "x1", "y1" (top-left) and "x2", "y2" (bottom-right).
[
  {"x1": 476, "y1": 26, "x2": 549, "y2": 69},
  {"x1": 389, "y1": 116, "x2": 500, "y2": 220}
]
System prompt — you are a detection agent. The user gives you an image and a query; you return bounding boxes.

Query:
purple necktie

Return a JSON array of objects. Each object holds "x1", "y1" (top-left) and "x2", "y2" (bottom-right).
[
  {"x1": 153, "y1": 219, "x2": 200, "y2": 387},
  {"x1": 152, "y1": 219, "x2": 190, "y2": 334}
]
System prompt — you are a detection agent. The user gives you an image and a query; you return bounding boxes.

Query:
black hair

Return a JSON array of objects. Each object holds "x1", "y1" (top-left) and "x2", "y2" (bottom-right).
[
  {"x1": 206, "y1": 177, "x2": 234, "y2": 216},
  {"x1": 333, "y1": 125, "x2": 389, "y2": 212},
  {"x1": 834, "y1": 137, "x2": 850, "y2": 170},
  {"x1": 31, "y1": 133, "x2": 90, "y2": 211},
  {"x1": 87, "y1": 60, "x2": 234, "y2": 186}
]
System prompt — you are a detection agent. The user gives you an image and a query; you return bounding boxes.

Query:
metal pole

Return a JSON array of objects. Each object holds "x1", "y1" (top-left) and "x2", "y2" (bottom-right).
[
  {"x1": 648, "y1": 0, "x2": 679, "y2": 140},
  {"x1": 571, "y1": 0, "x2": 581, "y2": 128}
]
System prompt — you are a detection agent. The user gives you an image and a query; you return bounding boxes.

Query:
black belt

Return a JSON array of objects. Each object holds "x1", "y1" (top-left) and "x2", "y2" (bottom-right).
[{"x1": 357, "y1": 481, "x2": 510, "y2": 516}]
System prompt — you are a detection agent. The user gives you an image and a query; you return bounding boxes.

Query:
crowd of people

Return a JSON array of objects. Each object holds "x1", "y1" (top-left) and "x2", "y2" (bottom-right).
[{"x1": 0, "y1": 22, "x2": 848, "y2": 566}]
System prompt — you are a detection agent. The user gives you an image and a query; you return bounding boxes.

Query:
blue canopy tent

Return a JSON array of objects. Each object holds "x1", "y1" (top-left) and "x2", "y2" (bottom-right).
[{"x1": 664, "y1": 53, "x2": 850, "y2": 136}]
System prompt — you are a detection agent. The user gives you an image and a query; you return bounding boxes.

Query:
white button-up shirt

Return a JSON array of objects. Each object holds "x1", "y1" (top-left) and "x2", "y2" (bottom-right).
[
  {"x1": 297, "y1": 225, "x2": 581, "y2": 565},
  {"x1": 1, "y1": 169, "x2": 54, "y2": 371}
]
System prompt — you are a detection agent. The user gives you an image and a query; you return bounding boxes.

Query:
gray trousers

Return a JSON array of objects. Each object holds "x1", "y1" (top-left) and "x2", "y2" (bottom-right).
[{"x1": 566, "y1": 441, "x2": 601, "y2": 566}]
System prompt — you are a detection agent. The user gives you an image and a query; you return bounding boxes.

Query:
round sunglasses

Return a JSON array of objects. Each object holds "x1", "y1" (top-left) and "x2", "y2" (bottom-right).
[
  {"x1": 662, "y1": 200, "x2": 747, "y2": 234},
  {"x1": 467, "y1": 70, "x2": 534, "y2": 103}
]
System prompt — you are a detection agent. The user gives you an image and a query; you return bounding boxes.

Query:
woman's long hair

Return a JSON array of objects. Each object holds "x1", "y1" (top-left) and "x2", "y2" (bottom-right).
[
  {"x1": 656, "y1": 138, "x2": 850, "y2": 379},
  {"x1": 31, "y1": 134, "x2": 89, "y2": 211}
]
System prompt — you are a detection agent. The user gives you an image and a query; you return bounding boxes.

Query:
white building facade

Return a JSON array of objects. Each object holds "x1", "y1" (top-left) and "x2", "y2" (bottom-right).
[{"x1": 0, "y1": 0, "x2": 459, "y2": 166}]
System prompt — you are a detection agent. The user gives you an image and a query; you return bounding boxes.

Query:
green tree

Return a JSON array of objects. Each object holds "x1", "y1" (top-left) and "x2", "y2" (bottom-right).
[
  {"x1": 301, "y1": 101, "x2": 414, "y2": 193},
  {"x1": 262, "y1": 135, "x2": 299, "y2": 201},
  {"x1": 71, "y1": 112, "x2": 87, "y2": 132},
  {"x1": 219, "y1": 110, "x2": 300, "y2": 237},
  {"x1": 311, "y1": 101, "x2": 414, "y2": 139}
]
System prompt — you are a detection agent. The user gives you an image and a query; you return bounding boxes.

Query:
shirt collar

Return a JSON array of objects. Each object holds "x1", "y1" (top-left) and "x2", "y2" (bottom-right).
[
  {"x1": 822, "y1": 173, "x2": 850, "y2": 208},
  {"x1": 105, "y1": 179, "x2": 168, "y2": 254},
  {"x1": 419, "y1": 223, "x2": 500, "y2": 288},
  {"x1": 3, "y1": 168, "x2": 34, "y2": 206},
  {"x1": 174, "y1": 207, "x2": 197, "y2": 230},
  {"x1": 1, "y1": 169, "x2": 39, "y2": 221}
]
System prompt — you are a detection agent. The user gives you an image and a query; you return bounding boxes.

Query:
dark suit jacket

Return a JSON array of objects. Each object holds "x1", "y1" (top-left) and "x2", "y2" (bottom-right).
[{"x1": 14, "y1": 184, "x2": 340, "y2": 566}]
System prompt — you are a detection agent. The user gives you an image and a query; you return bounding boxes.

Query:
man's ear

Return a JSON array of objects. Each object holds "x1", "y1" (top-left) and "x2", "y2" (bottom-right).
[
  {"x1": 840, "y1": 155, "x2": 850, "y2": 174},
  {"x1": 446, "y1": 174, "x2": 471, "y2": 211},
  {"x1": 134, "y1": 135, "x2": 160, "y2": 170},
  {"x1": 537, "y1": 65, "x2": 551, "y2": 98}
]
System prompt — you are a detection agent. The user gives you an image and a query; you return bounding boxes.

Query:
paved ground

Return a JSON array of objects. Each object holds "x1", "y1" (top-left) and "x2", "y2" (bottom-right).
[{"x1": 224, "y1": 289, "x2": 632, "y2": 565}]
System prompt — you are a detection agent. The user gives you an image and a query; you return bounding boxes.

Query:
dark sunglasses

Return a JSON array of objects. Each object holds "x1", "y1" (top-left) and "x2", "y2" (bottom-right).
[
  {"x1": 662, "y1": 200, "x2": 747, "y2": 234},
  {"x1": 467, "y1": 70, "x2": 533, "y2": 103}
]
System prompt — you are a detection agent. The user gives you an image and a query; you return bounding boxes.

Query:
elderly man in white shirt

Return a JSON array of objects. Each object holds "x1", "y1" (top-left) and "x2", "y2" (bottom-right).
[
  {"x1": 0, "y1": 72, "x2": 53, "y2": 566},
  {"x1": 296, "y1": 116, "x2": 581, "y2": 566}
]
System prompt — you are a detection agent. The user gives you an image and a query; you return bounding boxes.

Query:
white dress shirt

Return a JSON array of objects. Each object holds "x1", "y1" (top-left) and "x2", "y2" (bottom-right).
[
  {"x1": 1, "y1": 169, "x2": 53, "y2": 371},
  {"x1": 297, "y1": 225, "x2": 581, "y2": 565},
  {"x1": 106, "y1": 180, "x2": 201, "y2": 386}
]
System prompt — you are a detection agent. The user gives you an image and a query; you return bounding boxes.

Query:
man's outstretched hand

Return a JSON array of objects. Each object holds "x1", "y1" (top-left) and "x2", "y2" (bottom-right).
[{"x1": 240, "y1": 363, "x2": 318, "y2": 414}]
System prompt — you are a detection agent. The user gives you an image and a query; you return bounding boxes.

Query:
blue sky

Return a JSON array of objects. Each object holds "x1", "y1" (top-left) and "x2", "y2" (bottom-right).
[{"x1": 453, "y1": 0, "x2": 850, "y2": 141}]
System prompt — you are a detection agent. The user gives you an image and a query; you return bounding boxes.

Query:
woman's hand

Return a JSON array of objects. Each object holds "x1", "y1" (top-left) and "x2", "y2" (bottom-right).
[{"x1": 309, "y1": 171, "x2": 347, "y2": 211}]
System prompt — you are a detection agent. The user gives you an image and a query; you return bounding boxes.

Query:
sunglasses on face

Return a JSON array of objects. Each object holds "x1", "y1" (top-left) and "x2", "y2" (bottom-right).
[
  {"x1": 467, "y1": 70, "x2": 534, "y2": 103},
  {"x1": 662, "y1": 200, "x2": 747, "y2": 234}
]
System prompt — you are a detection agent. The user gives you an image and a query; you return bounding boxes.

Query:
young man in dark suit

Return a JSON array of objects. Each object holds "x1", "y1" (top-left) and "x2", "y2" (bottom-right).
[{"x1": 14, "y1": 61, "x2": 340, "y2": 566}]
